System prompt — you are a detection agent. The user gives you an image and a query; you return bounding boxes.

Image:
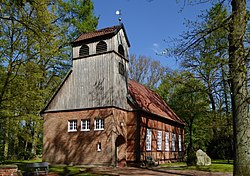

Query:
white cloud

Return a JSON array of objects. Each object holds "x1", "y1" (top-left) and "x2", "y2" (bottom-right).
[
  {"x1": 153, "y1": 43, "x2": 159, "y2": 48},
  {"x1": 152, "y1": 43, "x2": 160, "y2": 54}
]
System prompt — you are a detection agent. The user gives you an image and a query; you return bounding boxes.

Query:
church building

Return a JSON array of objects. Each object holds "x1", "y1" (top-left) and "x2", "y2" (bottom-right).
[{"x1": 42, "y1": 24, "x2": 185, "y2": 167}]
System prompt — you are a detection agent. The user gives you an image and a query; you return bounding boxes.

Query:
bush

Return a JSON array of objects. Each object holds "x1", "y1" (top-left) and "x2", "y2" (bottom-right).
[
  {"x1": 186, "y1": 148, "x2": 197, "y2": 166},
  {"x1": 18, "y1": 151, "x2": 35, "y2": 160},
  {"x1": 206, "y1": 134, "x2": 233, "y2": 160}
]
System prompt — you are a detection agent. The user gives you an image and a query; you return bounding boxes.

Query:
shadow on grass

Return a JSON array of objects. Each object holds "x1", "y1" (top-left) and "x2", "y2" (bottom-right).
[
  {"x1": 2, "y1": 160, "x2": 109, "y2": 176},
  {"x1": 146, "y1": 167, "x2": 193, "y2": 176},
  {"x1": 212, "y1": 160, "x2": 233, "y2": 165},
  {"x1": 159, "y1": 161, "x2": 233, "y2": 173}
]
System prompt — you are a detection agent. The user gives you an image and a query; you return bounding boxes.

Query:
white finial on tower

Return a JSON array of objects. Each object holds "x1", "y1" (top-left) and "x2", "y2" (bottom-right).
[{"x1": 116, "y1": 10, "x2": 122, "y2": 24}]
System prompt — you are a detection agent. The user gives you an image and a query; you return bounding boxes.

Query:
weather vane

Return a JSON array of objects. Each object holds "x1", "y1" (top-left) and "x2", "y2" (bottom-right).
[{"x1": 116, "y1": 10, "x2": 122, "y2": 24}]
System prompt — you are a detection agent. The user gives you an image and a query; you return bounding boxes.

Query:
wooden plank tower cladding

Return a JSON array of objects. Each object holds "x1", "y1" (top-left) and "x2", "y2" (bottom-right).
[{"x1": 45, "y1": 24, "x2": 130, "y2": 111}]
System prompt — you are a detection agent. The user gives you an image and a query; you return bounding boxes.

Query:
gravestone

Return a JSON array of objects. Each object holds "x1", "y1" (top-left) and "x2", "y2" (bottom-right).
[{"x1": 196, "y1": 149, "x2": 211, "y2": 166}]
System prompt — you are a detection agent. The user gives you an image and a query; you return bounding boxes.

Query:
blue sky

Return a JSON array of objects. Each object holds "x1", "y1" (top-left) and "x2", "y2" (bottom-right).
[{"x1": 93, "y1": 0, "x2": 211, "y2": 69}]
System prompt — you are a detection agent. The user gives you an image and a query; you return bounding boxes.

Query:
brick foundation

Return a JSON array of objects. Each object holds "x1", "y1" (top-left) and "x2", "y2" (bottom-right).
[{"x1": 0, "y1": 165, "x2": 18, "y2": 176}]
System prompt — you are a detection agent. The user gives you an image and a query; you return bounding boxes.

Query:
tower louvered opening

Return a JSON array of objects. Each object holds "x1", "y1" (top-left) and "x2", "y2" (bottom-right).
[
  {"x1": 96, "y1": 41, "x2": 107, "y2": 53},
  {"x1": 118, "y1": 45, "x2": 125, "y2": 57},
  {"x1": 79, "y1": 44, "x2": 89, "y2": 57}
]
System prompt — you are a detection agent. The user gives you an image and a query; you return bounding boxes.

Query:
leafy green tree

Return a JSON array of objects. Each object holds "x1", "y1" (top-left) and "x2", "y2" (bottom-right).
[
  {"x1": 180, "y1": 3, "x2": 232, "y2": 153},
  {"x1": 167, "y1": 1, "x2": 249, "y2": 173},
  {"x1": 0, "y1": 0, "x2": 98, "y2": 160},
  {"x1": 164, "y1": 2, "x2": 235, "y2": 161},
  {"x1": 59, "y1": 0, "x2": 98, "y2": 39},
  {"x1": 158, "y1": 71, "x2": 210, "y2": 165}
]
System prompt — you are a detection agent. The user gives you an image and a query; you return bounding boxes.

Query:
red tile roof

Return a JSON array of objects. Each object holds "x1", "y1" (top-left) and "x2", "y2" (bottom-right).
[
  {"x1": 73, "y1": 25, "x2": 118, "y2": 42},
  {"x1": 128, "y1": 80, "x2": 184, "y2": 125},
  {"x1": 72, "y1": 24, "x2": 130, "y2": 46}
]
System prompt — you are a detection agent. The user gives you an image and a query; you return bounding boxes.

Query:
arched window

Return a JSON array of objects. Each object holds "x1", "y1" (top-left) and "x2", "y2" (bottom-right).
[
  {"x1": 96, "y1": 41, "x2": 107, "y2": 53},
  {"x1": 79, "y1": 44, "x2": 89, "y2": 57},
  {"x1": 118, "y1": 45, "x2": 124, "y2": 57}
]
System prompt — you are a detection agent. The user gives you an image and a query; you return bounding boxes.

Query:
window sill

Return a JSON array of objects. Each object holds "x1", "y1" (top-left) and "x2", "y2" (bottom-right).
[
  {"x1": 68, "y1": 130, "x2": 77, "y2": 132},
  {"x1": 81, "y1": 129, "x2": 90, "y2": 132},
  {"x1": 94, "y1": 128, "x2": 104, "y2": 131}
]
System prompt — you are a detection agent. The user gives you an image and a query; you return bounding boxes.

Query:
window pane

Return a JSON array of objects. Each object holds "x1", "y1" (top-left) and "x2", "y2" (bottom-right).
[
  {"x1": 95, "y1": 119, "x2": 104, "y2": 130},
  {"x1": 146, "y1": 129, "x2": 152, "y2": 151},
  {"x1": 157, "y1": 131, "x2": 162, "y2": 150},
  {"x1": 172, "y1": 133, "x2": 176, "y2": 151},
  {"x1": 81, "y1": 119, "x2": 90, "y2": 131},
  {"x1": 97, "y1": 142, "x2": 101, "y2": 151},
  {"x1": 165, "y1": 132, "x2": 169, "y2": 151},
  {"x1": 179, "y1": 134, "x2": 182, "y2": 151},
  {"x1": 68, "y1": 120, "x2": 77, "y2": 132},
  {"x1": 100, "y1": 119, "x2": 104, "y2": 129}
]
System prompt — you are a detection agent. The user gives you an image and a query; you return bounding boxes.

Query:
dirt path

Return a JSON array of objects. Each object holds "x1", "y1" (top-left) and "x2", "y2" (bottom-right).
[{"x1": 91, "y1": 166, "x2": 233, "y2": 176}]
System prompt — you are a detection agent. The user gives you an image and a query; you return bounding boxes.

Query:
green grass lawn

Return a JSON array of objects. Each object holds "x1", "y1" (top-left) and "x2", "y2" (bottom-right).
[
  {"x1": 1, "y1": 159, "x2": 108, "y2": 176},
  {"x1": 2, "y1": 159, "x2": 233, "y2": 174},
  {"x1": 49, "y1": 165, "x2": 107, "y2": 176},
  {"x1": 160, "y1": 160, "x2": 233, "y2": 173}
]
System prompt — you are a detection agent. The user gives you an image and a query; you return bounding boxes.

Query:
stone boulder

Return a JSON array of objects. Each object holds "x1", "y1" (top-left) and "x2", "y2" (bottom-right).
[{"x1": 196, "y1": 149, "x2": 211, "y2": 166}]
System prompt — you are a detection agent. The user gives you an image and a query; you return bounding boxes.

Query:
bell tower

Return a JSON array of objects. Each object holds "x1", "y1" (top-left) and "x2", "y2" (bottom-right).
[
  {"x1": 44, "y1": 24, "x2": 130, "y2": 111},
  {"x1": 67, "y1": 24, "x2": 130, "y2": 110}
]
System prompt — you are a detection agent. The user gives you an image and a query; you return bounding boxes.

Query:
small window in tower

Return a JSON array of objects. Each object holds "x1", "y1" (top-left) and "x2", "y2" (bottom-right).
[
  {"x1": 79, "y1": 44, "x2": 89, "y2": 57},
  {"x1": 118, "y1": 45, "x2": 124, "y2": 57},
  {"x1": 119, "y1": 62, "x2": 125, "y2": 76},
  {"x1": 96, "y1": 41, "x2": 107, "y2": 53}
]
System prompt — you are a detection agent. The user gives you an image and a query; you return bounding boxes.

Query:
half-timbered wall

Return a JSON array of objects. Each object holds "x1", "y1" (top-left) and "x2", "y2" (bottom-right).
[
  {"x1": 126, "y1": 111, "x2": 184, "y2": 164},
  {"x1": 139, "y1": 114, "x2": 184, "y2": 163}
]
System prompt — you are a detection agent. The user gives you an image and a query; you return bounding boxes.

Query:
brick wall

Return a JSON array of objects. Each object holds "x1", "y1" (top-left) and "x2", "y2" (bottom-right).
[
  {"x1": 43, "y1": 107, "x2": 127, "y2": 166},
  {"x1": 0, "y1": 165, "x2": 18, "y2": 176}
]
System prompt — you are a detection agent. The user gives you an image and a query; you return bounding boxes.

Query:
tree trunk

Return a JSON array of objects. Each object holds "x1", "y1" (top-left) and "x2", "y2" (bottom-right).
[
  {"x1": 31, "y1": 122, "x2": 38, "y2": 156},
  {"x1": 228, "y1": 0, "x2": 250, "y2": 175},
  {"x1": 3, "y1": 117, "x2": 9, "y2": 159},
  {"x1": 186, "y1": 118, "x2": 196, "y2": 166},
  {"x1": 221, "y1": 62, "x2": 232, "y2": 164},
  {"x1": 207, "y1": 84, "x2": 217, "y2": 136}
]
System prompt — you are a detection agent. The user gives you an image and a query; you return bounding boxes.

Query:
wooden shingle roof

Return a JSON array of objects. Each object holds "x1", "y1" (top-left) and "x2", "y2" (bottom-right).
[
  {"x1": 128, "y1": 80, "x2": 185, "y2": 125},
  {"x1": 72, "y1": 23, "x2": 130, "y2": 47}
]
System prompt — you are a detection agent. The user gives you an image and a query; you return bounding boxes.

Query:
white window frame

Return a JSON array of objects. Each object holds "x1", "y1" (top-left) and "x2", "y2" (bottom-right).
[
  {"x1": 81, "y1": 119, "x2": 90, "y2": 131},
  {"x1": 157, "y1": 130, "x2": 162, "y2": 151},
  {"x1": 68, "y1": 120, "x2": 77, "y2": 132},
  {"x1": 172, "y1": 133, "x2": 176, "y2": 151},
  {"x1": 94, "y1": 118, "x2": 104, "y2": 130},
  {"x1": 165, "y1": 132, "x2": 170, "y2": 151},
  {"x1": 146, "y1": 128, "x2": 152, "y2": 151},
  {"x1": 179, "y1": 134, "x2": 182, "y2": 151}
]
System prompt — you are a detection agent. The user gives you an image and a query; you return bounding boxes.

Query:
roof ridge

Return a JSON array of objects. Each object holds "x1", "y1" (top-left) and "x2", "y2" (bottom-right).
[{"x1": 72, "y1": 24, "x2": 123, "y2": 43}]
